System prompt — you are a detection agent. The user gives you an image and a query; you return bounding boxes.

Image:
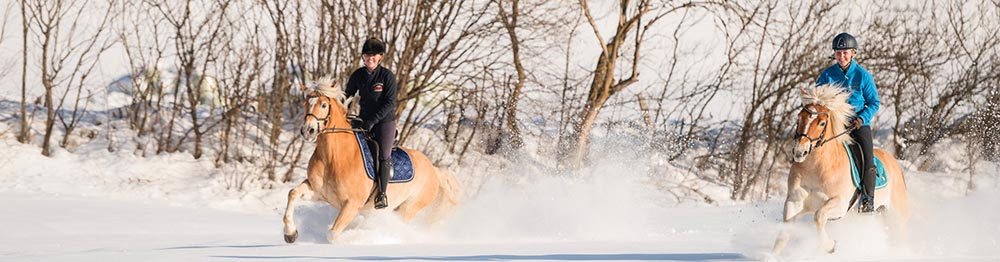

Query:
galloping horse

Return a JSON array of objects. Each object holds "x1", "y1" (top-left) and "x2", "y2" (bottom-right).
[
  {"x1": 282, "y1": 76, "x2": 461, "y2": 243},
  {"x1": 773, "y1": 84, "x2": 909, "y2": 254}
]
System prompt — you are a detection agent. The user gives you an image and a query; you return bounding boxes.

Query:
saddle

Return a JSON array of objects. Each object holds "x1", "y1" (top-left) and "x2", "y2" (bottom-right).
[
  {"x1": 354, "y1": 132, "x2": 415, "y2": 183},
  {"x1": 843, "y1": 143, "x2": 888, "y2": 190}
]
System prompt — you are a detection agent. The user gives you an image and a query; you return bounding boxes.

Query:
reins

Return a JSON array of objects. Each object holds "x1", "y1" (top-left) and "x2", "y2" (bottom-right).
[
  {"x1": 819, "y1": 127, "x2": 855, "y2": 147},
  {"x1": 322, "y1": 126, "x2": 365, "y2": 133}
]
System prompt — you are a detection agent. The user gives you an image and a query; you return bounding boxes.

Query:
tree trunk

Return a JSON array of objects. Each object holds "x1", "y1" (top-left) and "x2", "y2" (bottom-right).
[
  {"x1": 18, "y1": 0, "x2": 29, "y2": 144},
  {"x1": 570, "y1": 47, "x2": 618, "y2": 165},
  {"x1": 499, "y1": 0, "x2": 525, "y2": 150}
]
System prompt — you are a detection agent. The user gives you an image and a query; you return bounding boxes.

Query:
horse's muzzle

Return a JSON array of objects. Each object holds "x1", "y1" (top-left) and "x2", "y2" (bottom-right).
[
  {"x1": 792, "y1": 143, "x2": 811, "y2": 163},
  {"x1": 300, "y1": 124, "x2": 319, "y2": 141}
]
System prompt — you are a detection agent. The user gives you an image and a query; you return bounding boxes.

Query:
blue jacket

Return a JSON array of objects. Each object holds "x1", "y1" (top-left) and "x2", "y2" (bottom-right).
[{"x1": 816, "y1": 60, "x2": 880, "y2": 126}]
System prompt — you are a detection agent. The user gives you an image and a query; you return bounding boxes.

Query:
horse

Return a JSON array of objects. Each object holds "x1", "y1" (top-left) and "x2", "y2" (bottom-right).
[
  {"x1": 772, "y1": 84, "x2": 910, "y2": 255},
  {"x1": 282, "y1": 76, "x2": 461, "y2": 243}
]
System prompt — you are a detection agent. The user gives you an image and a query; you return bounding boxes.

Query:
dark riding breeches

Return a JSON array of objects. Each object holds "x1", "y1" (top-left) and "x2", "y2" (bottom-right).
[
  {"x1": 850, "y1": 126, "x2": 875, "y2": 197},
  {"x1": 372, "y1": 121, "x2": 396, "y2": 161}
]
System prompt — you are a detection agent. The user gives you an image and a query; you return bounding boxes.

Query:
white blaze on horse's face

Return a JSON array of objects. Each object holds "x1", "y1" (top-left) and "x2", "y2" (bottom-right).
[{"x1": 792, "y1": 105, "x2": 829, "y2": 163}]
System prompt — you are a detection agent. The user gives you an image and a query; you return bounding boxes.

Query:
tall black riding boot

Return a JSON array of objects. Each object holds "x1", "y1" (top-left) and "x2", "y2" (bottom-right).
[
  {"x1": 374, "y1": 159, "x2": 393, "y2": 209},
  {"x1": 859, "y1": 166, "x2": 876, "y2": 213}
]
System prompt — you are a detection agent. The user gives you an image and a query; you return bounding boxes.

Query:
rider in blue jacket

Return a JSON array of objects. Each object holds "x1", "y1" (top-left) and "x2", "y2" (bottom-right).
[{"x1": 816, "y1": 32, "x2": 881, "y2": 213}]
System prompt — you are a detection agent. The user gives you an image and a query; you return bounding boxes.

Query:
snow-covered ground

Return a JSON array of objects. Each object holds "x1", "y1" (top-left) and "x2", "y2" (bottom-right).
[{"x1": 2, "y1": 135, "x2": 999, "y2": 261}]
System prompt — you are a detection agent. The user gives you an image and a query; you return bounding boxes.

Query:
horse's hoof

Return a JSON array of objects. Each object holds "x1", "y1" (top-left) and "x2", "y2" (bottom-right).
[
  {"x1": 826, "y1": 240, "x2": 837, "y2": 254},
  {"x1": 284, "y1": 231, "x2": 298, "y2": 243}
]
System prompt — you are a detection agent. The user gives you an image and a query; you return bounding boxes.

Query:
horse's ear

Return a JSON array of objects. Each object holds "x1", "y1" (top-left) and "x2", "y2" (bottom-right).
[
  {"x1": 799, "y1": 87, "x2": 807, "y2": 96},
  {"x1": 299, "y1": 82, "x2": 307, "y2": 93}
]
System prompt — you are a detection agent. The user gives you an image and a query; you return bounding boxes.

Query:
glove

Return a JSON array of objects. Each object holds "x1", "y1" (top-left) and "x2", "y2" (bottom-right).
[
  {"x1": 350, "y1": 119, "x2": 364, "y2": 130},
  {"x1": 851, "y1": 118, "x2": 863, "y2": 129},
  {"x1": 363, "y1": 120, "x2": 376, "y2": 131}
]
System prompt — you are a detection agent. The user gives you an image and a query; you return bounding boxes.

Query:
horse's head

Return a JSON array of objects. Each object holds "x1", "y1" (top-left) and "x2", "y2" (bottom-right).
[
  {"x1": 792, "y1": 85, "x2": 855, "y2": 163},
  {"x1": 300, "y1": 76, "x2": 353, "y2": 142}
]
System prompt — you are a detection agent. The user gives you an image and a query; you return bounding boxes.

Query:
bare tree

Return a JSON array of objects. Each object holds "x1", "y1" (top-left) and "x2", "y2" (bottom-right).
[
  {"x1": 56, "y1": 5, "x2": 115, "y2": 149},
  {"x1": 114, "y1": 0, "x2": 172, "y2": 154},
  {"x1": 23, "y1": 0, "x2": 114, "y2": 156},
  {"x1": 862, "y1": 0, "x2": 948, "y2": 158},
  {"x1": 213, "y1": 10, "x2": 267, "y2": 168},
  {"x1": 721, "y1": 0, "x2": 840, "y2": 200},
  {"x1": 641, "y1": 7, "x2": 713, "y2": 164},
  {"x1": 259, "y1": 0, "x2": 303, "y2": 181},
  {"x1": 149, "y1": 0, "x2": 233, "y2": 159},
  {"x1": 0, "y1": 1, "x2": 15, "y2": 80},
  {"x1": 18, "y1": 0, "x2": 31, "y2": 144},
  {"x1": 389, "y1": 0, "x2": 497, "y2": 145},
  {"x1": 494, "y1": 0, "x2": 527, "y2": 150},
  {"x1": 902, "y1": 0, "x2": 1000, "y2": 170},
  {"x1": 565, "y1": 0, "x2": 698, "y2": 167}
]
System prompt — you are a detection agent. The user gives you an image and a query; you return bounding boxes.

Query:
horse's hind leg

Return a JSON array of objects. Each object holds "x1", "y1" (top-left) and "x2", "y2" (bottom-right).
[
  {"x1": 283, "y1": 180, "x2": 315, "y2": 243},
  {"x1": 396, "y1": 191, "x2": 436, "y2": 222},
  {"x1": 328, "y1": 200, "x2": 362, "y2": 243}
]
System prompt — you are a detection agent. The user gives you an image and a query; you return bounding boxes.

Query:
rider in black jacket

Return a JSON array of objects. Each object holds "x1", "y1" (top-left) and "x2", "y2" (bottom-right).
[{"x1": 345, "y1": 38, "x2": 398, "y2": 209}]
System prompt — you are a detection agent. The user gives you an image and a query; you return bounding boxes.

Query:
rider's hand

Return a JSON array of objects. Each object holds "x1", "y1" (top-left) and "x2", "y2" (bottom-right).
[
  {"x1": 851, "y1": 118, "x2": 863, "y2": 129},
  {"x1": 362, "y1": 120, "x2": 376, "y2": 131},
  {"x1": 350, "y1": 119, "x2": 364, "y2": 130}
]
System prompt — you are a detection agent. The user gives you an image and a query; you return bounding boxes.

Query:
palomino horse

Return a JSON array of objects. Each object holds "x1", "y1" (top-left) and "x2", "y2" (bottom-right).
[
  {"x1": 773, "y1": 84, "x2": 909, "y2": 255},
  {"x1": 282, "y1": 76, "x2": 461, "y2": 243}
]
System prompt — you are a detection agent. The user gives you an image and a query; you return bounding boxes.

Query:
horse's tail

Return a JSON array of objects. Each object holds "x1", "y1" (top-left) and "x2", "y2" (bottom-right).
[{"x1": 426, "y1": 167, "x2": 462, "y2": 225}]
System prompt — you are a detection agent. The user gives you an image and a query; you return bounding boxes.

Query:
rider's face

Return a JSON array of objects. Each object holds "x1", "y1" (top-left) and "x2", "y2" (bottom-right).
[
  {"x1": 363, "y1": 53, "x2": 382, "y2": 71},
  {"x1": 834, "y1": 49, "x2": 854, "y2": 69}
]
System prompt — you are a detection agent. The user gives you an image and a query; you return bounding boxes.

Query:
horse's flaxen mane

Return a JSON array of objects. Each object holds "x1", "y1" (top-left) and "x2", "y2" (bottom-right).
[
  {"x1": 801, "y1": 84, "x2": 855, "y2": 145},
  {"x1": 312, "y1": 75, "x2": 345, "y2": 107}
]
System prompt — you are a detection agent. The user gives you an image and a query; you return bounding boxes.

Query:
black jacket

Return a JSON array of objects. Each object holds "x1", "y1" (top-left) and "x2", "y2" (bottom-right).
[{"x1": 345, "y1": 65, "x2": 398, "y2": 124}]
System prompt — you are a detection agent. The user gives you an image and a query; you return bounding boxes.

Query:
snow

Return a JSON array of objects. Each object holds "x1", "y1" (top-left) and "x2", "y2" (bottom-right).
[{"x1": 2, "y1": 135, "x2": 1000, "y2": 261}]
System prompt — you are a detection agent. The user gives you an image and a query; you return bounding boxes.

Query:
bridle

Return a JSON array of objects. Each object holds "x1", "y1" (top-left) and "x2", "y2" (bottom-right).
[
  {"x1": 794, "y1": 105, "x2": 854, "y2": 149},
  {"x1": 304, "y1": 93, "x2": 363, "y2": 134}
]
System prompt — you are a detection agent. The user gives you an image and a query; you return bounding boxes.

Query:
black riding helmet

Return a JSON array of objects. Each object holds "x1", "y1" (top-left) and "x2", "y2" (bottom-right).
[
  {"x1": 362, "y1": 38, "x2": 386, "y2": 55},
  {"x1": 832, "y1": 32, "x2": 858, "y2": 50}
]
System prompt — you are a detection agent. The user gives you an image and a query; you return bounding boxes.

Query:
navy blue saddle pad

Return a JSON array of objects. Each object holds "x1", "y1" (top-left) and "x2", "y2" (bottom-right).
[{"x1": 354, "y1": 132, "x2": 414, "y2": 183}]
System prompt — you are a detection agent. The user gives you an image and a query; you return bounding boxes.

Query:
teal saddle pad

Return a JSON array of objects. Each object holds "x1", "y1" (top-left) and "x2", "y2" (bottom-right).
[{"x1": 843, "y1": 143, "x2": 888, "y2": 190}]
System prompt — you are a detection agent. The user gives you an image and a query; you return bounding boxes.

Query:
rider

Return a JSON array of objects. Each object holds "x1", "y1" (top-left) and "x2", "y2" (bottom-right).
[
  {"x1": 345, "y1": 37, "x2": 398, "y2": 209},
  {"x1": 816, "y1": 32, "x2": 881, "y2": 213}
]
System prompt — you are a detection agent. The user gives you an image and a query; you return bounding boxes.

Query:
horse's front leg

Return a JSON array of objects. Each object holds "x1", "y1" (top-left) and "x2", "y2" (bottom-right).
[
  {"x1": 814, "y1": 196, "x2": 846, "y2": 253},
  {"x1": 773, "y1": 184, "x2": 809, "y2": 255},
  {"x1": 283, "y1": 180, "x2": 316, "y2": 243}
]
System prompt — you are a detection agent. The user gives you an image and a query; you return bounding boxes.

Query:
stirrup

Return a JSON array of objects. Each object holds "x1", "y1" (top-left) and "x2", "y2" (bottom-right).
[
  {"x1": 374, "y1": 194, "x2": 388, "y2": 209},
  {"x1": 858, "y1": 195, "x2": 874, "y2": 214}
]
